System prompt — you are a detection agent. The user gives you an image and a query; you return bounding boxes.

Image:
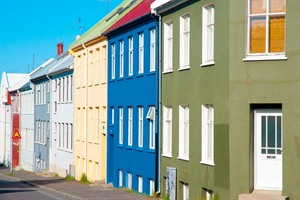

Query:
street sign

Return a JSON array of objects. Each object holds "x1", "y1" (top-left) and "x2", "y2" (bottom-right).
[{"x1": 12, "y1": 131, "x2": 21, "y2": 139}]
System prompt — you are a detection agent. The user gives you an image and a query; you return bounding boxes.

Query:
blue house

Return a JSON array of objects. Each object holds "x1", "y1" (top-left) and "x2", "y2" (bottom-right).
[{"x1": 105, "y1": 0, "x2": 159, "y2": 195}]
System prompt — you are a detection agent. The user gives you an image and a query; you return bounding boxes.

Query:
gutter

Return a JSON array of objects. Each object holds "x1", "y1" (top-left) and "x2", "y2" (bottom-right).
[{"x1": 46, "y1": 74, "x2": 52, "y2": 171}]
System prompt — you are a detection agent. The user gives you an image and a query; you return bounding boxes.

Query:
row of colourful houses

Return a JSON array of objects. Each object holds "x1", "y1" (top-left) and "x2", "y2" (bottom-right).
[{"x1": 1, "y1": 0, "x2": 300, "y2": 199}]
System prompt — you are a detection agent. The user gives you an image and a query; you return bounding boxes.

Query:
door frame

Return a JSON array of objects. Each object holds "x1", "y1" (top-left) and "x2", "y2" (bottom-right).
[{"x1": 254, "y1": 109, "x2": 282, "y2": 190}]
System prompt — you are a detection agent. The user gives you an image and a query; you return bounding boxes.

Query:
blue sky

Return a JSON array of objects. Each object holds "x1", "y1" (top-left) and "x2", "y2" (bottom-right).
[{"x1": 0, "y1": 0, "x2": 122, "y2": 75}]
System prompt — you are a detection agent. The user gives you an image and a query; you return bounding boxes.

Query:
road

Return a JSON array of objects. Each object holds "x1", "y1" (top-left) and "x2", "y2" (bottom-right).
[{"x1": 0, "y1": 174, "x2": 72, "y2": 200}]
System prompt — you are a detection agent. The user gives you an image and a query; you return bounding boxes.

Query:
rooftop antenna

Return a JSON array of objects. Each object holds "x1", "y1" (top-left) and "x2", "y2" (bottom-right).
[{"x1": 77, "y1": 17, "x2": 85, "y2": 35}]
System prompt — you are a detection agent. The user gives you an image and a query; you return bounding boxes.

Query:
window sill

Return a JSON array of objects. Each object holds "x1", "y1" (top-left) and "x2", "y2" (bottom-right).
[
  {"x1": 243, "y1": 55, "x2": 287, "y2": 61},
  {"x1": 201, "y1": 61, "x2": 215, "y2": 67},
  {"x1": 200, "y1": 161, "x2": 215, "y2": 167},
  {"x1": 178, "y1": 66, "x2": 190, "y2": 71},
  {"x1": 147, "y1": 149, "x2": 156, "y2": 154},
  {"x1": 163, "y1": 70, "x2": 173, "y2": 74},
  {"x1": 136, "y1": 147, "x2": 143, "y2": 152},
  {"x1": 177, "y1": 156, "x2": 189, "y2": 161},
  {"x1": 161, "y1": 154, "x2": 172, "y2": 158}
]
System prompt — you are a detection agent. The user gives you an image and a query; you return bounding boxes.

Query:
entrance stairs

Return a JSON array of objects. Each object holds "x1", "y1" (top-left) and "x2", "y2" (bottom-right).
[{"x1": 239, "y1": 190, "x2": 289, "y2": 200}]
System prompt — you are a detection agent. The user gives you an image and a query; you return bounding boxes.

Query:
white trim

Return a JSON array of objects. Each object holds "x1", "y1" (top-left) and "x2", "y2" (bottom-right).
[{"x1": 243, "y1": 55, "x2": 288, "y2": 61}]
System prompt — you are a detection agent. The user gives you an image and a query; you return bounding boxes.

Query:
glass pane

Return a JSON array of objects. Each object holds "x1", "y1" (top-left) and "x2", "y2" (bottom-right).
[
  {"x1": 250, "y1": 0, "x2": 266, "y2": 14},
  {"x1": 277, "y1": 149, "x2": 282, "y2": 154},
  {"x1": 268, "y1": 149, "x2": 275, "y2": 154},
  {"x1": 269, "y1": 16, "x2": 285, "y2": 53},
  {"x1": 261, "y1": 149, "x2": 266, "y2": 154},
  {"x1": 261, "y1": 116, "x2": 266, "y2": 148},
  {"x1": 250, "y1": 17, "x2": 266, "y2": 53},
  {"x1": 277, "y1": 116, "x2": 282, "y2": 148},
  {"x1": 270, "y1": 0, "x2": 286, "y2": 13},
  {"x1": 268, "y1": 116, "x2": 275, "y2": 148}
]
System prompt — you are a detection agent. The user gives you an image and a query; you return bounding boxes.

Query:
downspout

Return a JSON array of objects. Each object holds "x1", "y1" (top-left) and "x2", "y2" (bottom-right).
[
  {"x1": 153, "y1": 11, "x2": 162, "y2": 194},
  {"x1": 17, "y1": 90, "x2": 21, "y2": 167},
  {"x1": 82, "y1": 43, "x2": 88, "y2": 176},
  {"x1": 46, "y1": 75, "x2": 51, "y2": 171}
]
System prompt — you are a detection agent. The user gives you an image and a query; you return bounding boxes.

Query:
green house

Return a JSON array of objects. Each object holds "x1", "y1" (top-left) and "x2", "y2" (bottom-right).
[{"x1": 152, "y1": 0, "x2": 300, "y2": 199}]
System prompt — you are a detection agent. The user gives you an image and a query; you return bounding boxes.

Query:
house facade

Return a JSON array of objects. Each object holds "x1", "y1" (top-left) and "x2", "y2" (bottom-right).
[
  {"x1": 0, "y1": 72, "x2": 28, "y2": 167},
  {"x1": 69, "y1": 0, "x2": 141, "y2": 182},
  {"x1": 229, "y1": 0, "x2": 300, "y2": 200},
  {"x1": 106, "y1": 0, "x2": 158, "y2": 195},
  {"x1": 152, "y1": 0, "x2": 300, "y2": 199},
  {"x1": 48, "y1": 53, "x2": 74, "y2": 177}
]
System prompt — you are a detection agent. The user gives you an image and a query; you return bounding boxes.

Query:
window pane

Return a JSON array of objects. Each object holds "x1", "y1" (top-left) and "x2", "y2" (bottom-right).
[
  {"x1": 269, "y1": 16, "x2": 285, "y2": 53},
  {"x1": 267, "y1": 116, "x2": 275, "y2": 148},
  {"x1": 250, "y1": 17, "x2": 266, "y2": 53},
  {"x1": 277, "y1": 116, "x2": 281, "y2": 148},
  {"x1": 250, "y1": 0, "x2": 266, "y2": 14},
  {"x1": 261, "y1": 116, "x2": 266, "y2": 148},
  {"x1": 270, "y1": 0, "x2": 286, "y2": 13}
]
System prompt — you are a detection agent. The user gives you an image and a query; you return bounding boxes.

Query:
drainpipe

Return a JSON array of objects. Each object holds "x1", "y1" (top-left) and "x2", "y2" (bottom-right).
[
  {"x1": 17, "y1": 90, "x2": 21, "y2": 168},
  {"x1": 153, "y1": 12, "x2": 162, "y2": 194},
  {"x1": 82, "y1": 43, "x2": 88, "y2": 176},
  {"x1": 46, "y1": 75, "x2": 52, "y2": 171}
]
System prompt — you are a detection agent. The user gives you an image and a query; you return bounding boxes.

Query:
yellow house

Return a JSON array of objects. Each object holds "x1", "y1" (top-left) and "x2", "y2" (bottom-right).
[{"x1": 69, "y1": 0, "x2": 141, "y2": 182}]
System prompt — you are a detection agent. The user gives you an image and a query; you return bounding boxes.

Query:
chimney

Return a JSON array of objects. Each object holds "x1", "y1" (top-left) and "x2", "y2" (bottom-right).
[{"x1": 57, "y1": 43, "x2": 64, "y2": 56}]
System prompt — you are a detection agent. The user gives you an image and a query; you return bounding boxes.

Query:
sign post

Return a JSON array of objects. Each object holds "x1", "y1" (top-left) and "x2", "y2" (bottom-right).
[{"x1": 11, "y1": 131, "x2": 21, "y2": 175}]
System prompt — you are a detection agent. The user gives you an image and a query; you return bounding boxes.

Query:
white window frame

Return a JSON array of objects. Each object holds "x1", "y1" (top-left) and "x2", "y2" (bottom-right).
[
  {"x1": 178, "y1": 105, "x2": 189, "y2": 160},
  {"x1": 138, "y1": 107, "x2": 143, "y2": 147},
  {"x1": 180, "y1": 14, "x2": 190, "y2": 69},
  {"x1": 164, "y1": 21, "x2": 173, "y2": 72},
  {"x1": 183, "y1": 183, "x2": 189, "y2": 200},
  {"x1": 244, "y1": 0, "x2": 286, "y2": 61},
  {"x1": 138, "y1": 32, "x2": 144, "y2": 74},
  {"x1": 127, "y1": 172, "x2": 132, "y2": 189},
  {"x1": 111, "y1": 107, "x2": 114, "y2": 125},
  {"x1": 102, "y1": 45, "x2": 107, "y2": 83},
  {"x1": 96, "y1": 48, "x2": 100, "y2": 83},
  {"x1": 150, "y1": 28, "x2": 156, "y2": 72},
  {"x1": 138, "y1": 176, "x2": 143, "y2": 193},
  {"x1": 150, "y1": 179, "x2": 155, "y2": 196},
  {"x1": 89, "y1": 107, "x2": 93, "y2": 140},
  {"x1": 119, "y1": 170, "x2": 123, "y2": 187},
  {"x1": 163, "y1": 106, "x2": 172, "y2": 157},
  {"x1": 147, "y1": 106, "x2": 155, "y2": 149},
  {"x1": 89, "y1": 50, "x2": 93, "y2": 85},
  {"x1": 128, "y1": 107, "x2": 133, "y2": 146},
  {"x1": 128, "y1": 36, "x2": 134, "y2": 76},
  {"x1": 96, "y1": 107, "x2": 100, "y2": 141},
  {"x1": 201, "y1": 104, "x2": 214, "y2": 166},
  {"x1": 202, "y1": 4, "x2": 215, "y2": 66},
  {"x1": 119, "y1": 107, "x2": 123, "y2": 144},
  {"x1": 119, "y1": 40, "x2": 124, "y2": 78},
  {"x1": 111, "y1": 44, "x2": 116, "y2": 79}
]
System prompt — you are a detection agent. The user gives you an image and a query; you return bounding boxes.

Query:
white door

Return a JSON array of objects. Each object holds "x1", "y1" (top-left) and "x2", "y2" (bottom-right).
[{"x1": 255, "y1": 109, "x2": 282, "y2": 190}]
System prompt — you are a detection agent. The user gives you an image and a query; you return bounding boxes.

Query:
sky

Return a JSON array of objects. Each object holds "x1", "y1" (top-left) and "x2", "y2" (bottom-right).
[{"x1": 0, "y1": 0, "x2": 123, "y2": 76}]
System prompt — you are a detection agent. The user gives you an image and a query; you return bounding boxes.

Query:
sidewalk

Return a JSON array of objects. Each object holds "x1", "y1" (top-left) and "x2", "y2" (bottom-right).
[{"x1": 0, "y1": 166, "x2": 160, "y2": 200}]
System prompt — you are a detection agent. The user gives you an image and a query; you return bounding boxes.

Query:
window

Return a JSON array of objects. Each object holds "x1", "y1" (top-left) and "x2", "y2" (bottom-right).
[
  {"x1": 147, "y1": 106, "x2": 155, "y2": 149},
  {"x1": 182, "y1": 183, "x2": 189, "y2": 200},
  {"x1": 77, "y1": 108, "x2": 81, "y2": 139},
  {"x1": 138, "y1": 107, "x2": 143, "y2": 147},
  {"x1": 138, "y1": 176, "x2": 143, "y2": 193},
  {"x1": 119, "y1": 40, "x2": 124, "y2": 78},
  {"x1": 150, "y1": 28, "x2": 156, "y2": 72},
  {"x1": 127, "y1": 172, "x2": 132, "y2": 189},
  {"x1": 70, "y1": 123, "x2": 73, "y2": 150},
  {"x1": 138, "y1": 33, "x2": 144, "y2": 74},
  {"x1": 128, "y1": 36, "x2": 134, "y2": 76},
  {"x1": 164, "y1": 21, "x2": 173, "y2": 72},
  {"x1": 246, "y1": 0, "x2": 286, "y2": 58},
  {"x1": 102, "y1": 45, "x2": 107, "y2": 83},
  {"x1": 202, "y1": 188, "x2": 214, "y2": 200},
  {"x1": 70, "y1": 75, "x2": 73, "y2": 101},
  {"x1": 202, "y1": 5, "x2": 215, "y2": 65},
  {"x1": 150, "y1": 179, "x2": 155, "y2": 196},
  {"x1": 77, "y1": 55, "x2": 81, "y2": 86},
  {"x1": 128, "y1": 107, "x2": 133, "y2": 146},
  {"x1": 180, "y1": 14, "x2": 190, "y2": 69},
  {"x1": 96, "y1": 48, "x2": 100, "y2": 83},
  {"x1": 201, "y1": 104, "x2": 214, "y2": 165},
  {"x1": 119, "y1": 170, "x2": 123, "y2": 187},
  {"x1": 179, "y1": 105, "x2": 189, "y2": 160},
  {"x1": 95, "y1": 107, "x2": 100, "y2": 141},
  {"x1": 111, "y1": 44, "x2": 116, "y2": 79},
  {"x1": 111, "y1": 107, "x2": 114, "y2": 125},
  {"x1": 89, "y1": 107, "x2": 93, "y2": 140},
  {"x1": 89, "y1": 50, "x2": 93, "y2": 84},
  {"x1": 119, "y1": 107, "x2": 123, "y2": 144},
  {"x1": 163, "y1": 106, "x2": 172, "y2": 157},
  {"x1": 66, "y1": 76, "x2": 69, "y2": 102}
]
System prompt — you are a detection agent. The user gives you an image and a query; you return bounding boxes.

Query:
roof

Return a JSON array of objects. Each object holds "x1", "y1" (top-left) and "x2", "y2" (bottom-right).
[
  {"x1": 105, "y1": 0, "x2": 155, "y2": 33},
  {"x1": 8, "y1": 74, "x2": 30, "y2": 92},
  {"x1": 151, "y1": 0, "x2": 188, "y2": 14},
  {"x1": 48, "y1": 53, "x2": 74, "y2": 76},
  {"x1": 30, "y1": 58, "x2": 56, "y2": 81},
  {"x1": 1, "y1": 72, "x2": 28, "y2": 89},
  {"x1": 69, "y1": 0, "x2": 142, "y2": 51}
]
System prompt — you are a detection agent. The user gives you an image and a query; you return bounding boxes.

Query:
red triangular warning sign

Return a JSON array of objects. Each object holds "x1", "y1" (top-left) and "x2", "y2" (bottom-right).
[{"x1": 12, "y1": 131, "x2": 21, "y2": 139}]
